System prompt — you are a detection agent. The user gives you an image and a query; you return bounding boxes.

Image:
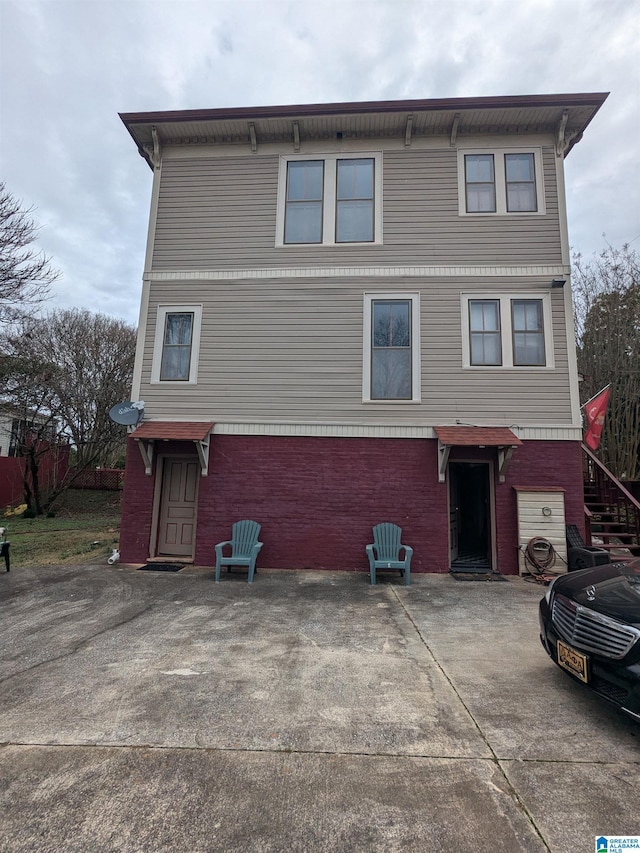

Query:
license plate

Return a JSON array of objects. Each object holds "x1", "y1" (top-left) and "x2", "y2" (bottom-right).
[{"x1": 557, "y1": 640, "x2": 589, "y2": 683}]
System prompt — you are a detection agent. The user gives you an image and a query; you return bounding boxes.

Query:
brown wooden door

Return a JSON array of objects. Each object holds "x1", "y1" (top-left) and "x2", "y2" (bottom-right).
[{"x1": 157, "y1": 457, "x2": 199, "y2": 557}]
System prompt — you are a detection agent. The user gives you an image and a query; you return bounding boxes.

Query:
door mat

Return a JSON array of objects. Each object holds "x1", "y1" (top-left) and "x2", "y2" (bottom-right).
[
  {"x1": 450, "y1": 557, "x2": 491, "y2": 573},
  {"x1": 138, "y1": 563, "x2": 185, "y2": 572},
  {"x1": 450, "y1": 572, "x2": 508, "y2": 582}
]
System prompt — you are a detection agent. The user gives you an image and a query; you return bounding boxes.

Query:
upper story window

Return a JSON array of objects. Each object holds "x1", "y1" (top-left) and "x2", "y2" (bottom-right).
[
  {"x1": 505, "y1": 153, "x2": 537, "y2": 212},
  {"x1": 160, "y1": 312, "x2": 194, "y2": 380},
  {"x1": 151, "y1": 305, "x2": 203, "y2": 384},
  {"x1": 511, "y1": 299, "x2": 545, "y2": 365},
  {"x1": 458, "y1": 148, "x2": 545, "y2": 216},
  {"x1": 284, "y1": 160, "x2": 324, "y2": 244},
  {"x1": 276, "y1": 152, "x2": 382, "y2": 247},
  {"x1": 465, "y1": 155, "x2": 496, "y2": 213},
  {"x1": 462, "y1": 294, "x2": 553, "y2": 369},
  {"x1": 469, "y1": 299, "x2": 502, "y2": 365},
  {"x1": 363, "y1": 293, "x2": 421, "y2": 402},
  {"x1": 336, "y1": 158, "x2": 375, "y2": 242}
]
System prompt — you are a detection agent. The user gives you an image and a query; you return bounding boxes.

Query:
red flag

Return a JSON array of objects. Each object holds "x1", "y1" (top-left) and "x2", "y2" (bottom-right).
[{"x1": 584, "y1": 386, "x2": 610, "y2": 451}]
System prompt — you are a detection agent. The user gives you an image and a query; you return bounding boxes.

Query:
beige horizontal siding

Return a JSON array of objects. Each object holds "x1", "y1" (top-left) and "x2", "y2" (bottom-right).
[
  {"x1": 138, "y1": 275, "x2": 573, "y2": 426},
  {"x1": 151, "y1": 147, "x2": 562, "y2": 270}
]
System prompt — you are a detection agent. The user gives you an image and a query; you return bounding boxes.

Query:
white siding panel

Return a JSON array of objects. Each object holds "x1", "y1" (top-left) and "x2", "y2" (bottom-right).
[{"x1": 516, "y1": 490, "x2": 567, "y2": 574}]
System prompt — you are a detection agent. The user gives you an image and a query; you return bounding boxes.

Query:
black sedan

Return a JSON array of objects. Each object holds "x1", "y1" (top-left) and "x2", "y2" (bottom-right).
[{"x1": 539, "y1": 558, "x2": 640, "y2": 722}]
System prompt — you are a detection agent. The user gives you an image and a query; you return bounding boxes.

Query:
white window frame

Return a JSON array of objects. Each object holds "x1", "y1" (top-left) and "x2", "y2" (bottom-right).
[
  {"x1": 276, "y1": 152, "x2": 383, "y2": 247},
  {"x1": 151, "y1": 304, "x2": 203, "y2": 385},
  {"x1": 457, "y1": 148, "x2": 545, "y2": 216},
  {"x1": 363, "y1": 292, "x2": 421, "y2": 402},
  {"x1": 460, "y1": 293, "x2": 554, "y2": 369}
]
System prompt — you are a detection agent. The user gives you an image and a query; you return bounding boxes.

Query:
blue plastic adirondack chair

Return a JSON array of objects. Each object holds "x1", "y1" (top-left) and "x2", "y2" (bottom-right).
[
  {"x1": 215, "y1": 520, "x2": 263, "y2": 583},
  {"x1": 366, "y1": 522, "x2": 413, "y2": 586}
]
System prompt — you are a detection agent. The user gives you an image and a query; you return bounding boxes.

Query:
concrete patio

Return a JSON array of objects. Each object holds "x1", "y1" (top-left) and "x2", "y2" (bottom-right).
[{"x1": 0, "y1": 563, "x2": 638, "y2": 851}]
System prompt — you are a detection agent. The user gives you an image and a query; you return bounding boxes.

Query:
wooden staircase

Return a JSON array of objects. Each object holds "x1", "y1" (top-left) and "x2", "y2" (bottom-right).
[{"x1": 582, "y1": 443, "x2": 640, "y2": 561}]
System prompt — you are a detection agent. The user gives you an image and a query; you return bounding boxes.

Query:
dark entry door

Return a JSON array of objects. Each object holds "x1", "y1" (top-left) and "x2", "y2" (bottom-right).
[
  {"x1": 449, "y1": 462, "x2": 491, "y2": 571},
  {"x1": 157, "y1": 457, "x2": 199, "y2": 558}
]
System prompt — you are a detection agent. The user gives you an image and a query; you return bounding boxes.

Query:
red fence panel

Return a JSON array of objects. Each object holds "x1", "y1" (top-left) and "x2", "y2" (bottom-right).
[
  {"x1": 0, "y1": 457, "x2": 25, "y2": 507},
  {"x1": 68, "y1": 468, "x2": 125, "y2": 491}
]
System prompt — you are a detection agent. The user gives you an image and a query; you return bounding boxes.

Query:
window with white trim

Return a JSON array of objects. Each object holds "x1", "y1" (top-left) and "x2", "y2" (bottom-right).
[
  {"x1": 458, "y1": 148, "x2": 545, "y2": 215},
  {"x1": 462, "y1": 294, "x2": 553, "y2": 368},
  {"x1": 363, "y1": 293, "x2": 420, "y2": 401},
  {"x1": 276, "y1": 153, "x2": 382, "y2": 246},
  {"x1": 151, "y1": 305, "x2": 203, "y2": 384}
]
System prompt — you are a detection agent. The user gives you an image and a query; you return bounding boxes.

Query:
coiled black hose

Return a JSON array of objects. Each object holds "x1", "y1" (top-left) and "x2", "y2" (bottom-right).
[{"x1": 525, "y1": 537, "x2": 557, "y2": 574}]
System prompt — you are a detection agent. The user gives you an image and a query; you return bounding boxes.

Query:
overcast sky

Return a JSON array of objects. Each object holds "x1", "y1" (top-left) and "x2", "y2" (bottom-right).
[{"x1": 1, "y1": 0, "x2": 639, "y2": 328}]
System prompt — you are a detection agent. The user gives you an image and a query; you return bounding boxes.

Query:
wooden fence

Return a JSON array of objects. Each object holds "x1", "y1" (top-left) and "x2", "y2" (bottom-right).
[{"x1": 68, "y1": 468, "x2": 125, "y2": 491}]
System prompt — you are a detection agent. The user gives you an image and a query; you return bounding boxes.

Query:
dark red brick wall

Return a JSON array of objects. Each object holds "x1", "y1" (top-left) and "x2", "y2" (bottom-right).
[
  {"x1": 499, "y1": 439, "x2": 584, "y2": 573},
  {"x1": 119, "y1": 434, "x2": 584, "y2": 575},
  {"x1": 120, "y1": 440, "x2": 156, "y2": 563},
  {"x1": 196, "y1": 435, "x2": 449, "y2": 573}
]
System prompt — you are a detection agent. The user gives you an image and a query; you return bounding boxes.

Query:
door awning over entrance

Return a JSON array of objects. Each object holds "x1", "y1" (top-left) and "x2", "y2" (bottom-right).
[
  {"x1": 434, "y1": 426, "x2": 522, "y2": 483},
  {"x1": 132, "y1": 422, "x2": 215, "y2": 476}
]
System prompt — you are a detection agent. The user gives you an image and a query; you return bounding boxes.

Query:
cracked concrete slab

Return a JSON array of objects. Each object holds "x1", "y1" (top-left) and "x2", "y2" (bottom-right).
[
  {"x1": 1, "y1": 745, "x2": 546, "y2": 853},
  {"x1": 500, "y1": 759, "x2": 640, "y2": 852},
  {"x1": 1, "y1": 564, "x2": 639, "y2": 851}
]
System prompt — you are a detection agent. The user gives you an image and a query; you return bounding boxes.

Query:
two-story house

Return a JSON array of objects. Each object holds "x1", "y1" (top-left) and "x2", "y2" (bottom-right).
[{"x1": 119, "y1": 93, "x2": 607, "y2": 575}]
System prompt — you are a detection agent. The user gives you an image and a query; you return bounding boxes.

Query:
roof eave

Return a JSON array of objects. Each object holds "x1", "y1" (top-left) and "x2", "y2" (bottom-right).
[
  {"x1": 119, "y1": 92, "x2": 609, "y2": 127},
  {"x1": 120, "y1": 92, "x2": 609, "y2": 170}
]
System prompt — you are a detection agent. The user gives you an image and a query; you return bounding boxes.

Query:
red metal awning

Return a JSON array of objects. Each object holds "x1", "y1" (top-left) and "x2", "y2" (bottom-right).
[
  {"x1": 434, "y1": 426, "x2": 522, "y2": 483},
  {"x1": 434, "y1": 426, "x2": 522, "y2": 447},
  {"x1": 131, "y1": 422, "x2": 215, "y2": 475},
  {"x1": 132, "y1": 422, "x2": 214, "y2": 441}
]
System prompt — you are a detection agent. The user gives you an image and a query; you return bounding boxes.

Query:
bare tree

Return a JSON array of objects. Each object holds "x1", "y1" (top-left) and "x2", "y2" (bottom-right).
[
  {"x1": 0, "y1": 309, "x2": 136, "y2": 511},
  {"x1": 0, "y1": 181, "x2": 59, "y2": 323},
  {"x1": 573, "y1": 244, "x2": 640, "y2": 479}
]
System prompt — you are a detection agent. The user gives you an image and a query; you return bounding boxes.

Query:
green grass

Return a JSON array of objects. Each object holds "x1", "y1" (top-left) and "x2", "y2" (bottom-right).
[{"x1": 3, "y1": 489, "x2": 122, "y2": 568}]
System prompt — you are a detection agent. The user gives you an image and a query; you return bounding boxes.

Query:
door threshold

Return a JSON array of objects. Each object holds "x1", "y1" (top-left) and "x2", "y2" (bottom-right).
[
  {"x1": 147, "y1": 557, "x2": 194, "y2": 564},
  {"x1": 450, "y1": 561, "x2": 491, "y2": 574}
]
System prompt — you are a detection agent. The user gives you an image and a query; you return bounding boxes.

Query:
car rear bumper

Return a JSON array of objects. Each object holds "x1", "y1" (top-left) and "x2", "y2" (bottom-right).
[{"x1": 539, "y1": 598, "x2": 640, "y2": 721}]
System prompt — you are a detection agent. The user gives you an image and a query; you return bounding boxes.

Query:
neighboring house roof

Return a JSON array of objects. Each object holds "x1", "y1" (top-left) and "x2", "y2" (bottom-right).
[{"x1": 120, "y1": 92, "x2": 608, "y2": 169}]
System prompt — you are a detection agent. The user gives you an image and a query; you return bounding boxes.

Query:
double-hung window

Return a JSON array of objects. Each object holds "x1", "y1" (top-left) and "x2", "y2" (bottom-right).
[
  {"x1": 151, "y1": 305, "x2": 203, "y2": 384},
  {"x1": 512, "y1": 299, "x2": 545, "y2": 365},
  {"x1": 363, "y1": 293, "x2": 420, "y2": 401},
  {"x1": 336, "y1": 158, "x2": 375, "y2": 242},
  {"x1": 459, "y1": 149, "x2": 544, "y2": 215},
  {"x1": 277, "y1": 153, "x2": 382, "y2": 246},
  {"x1": 469, "y1": 299, "x2": 502, "y2": 365},
  {"x1": 505, "y1": 153, "x2": 537, "y2": 212},
  {"x1": 284, "y1": 160, "x2": 324, "y2": 244},
  {"x1": 462, "y1": 294, "x2": 552, "y2": 368},
  {"x1": 465, "y1": 154, "x2": 496, "y2": 213}
]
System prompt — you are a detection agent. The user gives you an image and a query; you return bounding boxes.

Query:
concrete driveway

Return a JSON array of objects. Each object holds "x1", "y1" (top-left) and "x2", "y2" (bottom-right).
[{"x1": 1, "y1": 563, "x2": 639, "y2": 852}]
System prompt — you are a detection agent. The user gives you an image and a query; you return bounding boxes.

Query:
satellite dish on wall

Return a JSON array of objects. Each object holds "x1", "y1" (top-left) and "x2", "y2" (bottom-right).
[{"x1": 109, "y1": 401, "x2": 145, "y2": 426}]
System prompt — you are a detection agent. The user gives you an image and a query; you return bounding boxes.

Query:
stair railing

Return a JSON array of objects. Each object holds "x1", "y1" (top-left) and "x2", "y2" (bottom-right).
[{"x1": 582, "y1": 443, "x2": 640, "y2": 556}]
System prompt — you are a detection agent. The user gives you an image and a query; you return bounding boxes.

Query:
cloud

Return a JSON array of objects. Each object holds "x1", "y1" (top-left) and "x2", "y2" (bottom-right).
[{"x1": 0, "y1": 0, "x2": 638, "y2": 325}]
